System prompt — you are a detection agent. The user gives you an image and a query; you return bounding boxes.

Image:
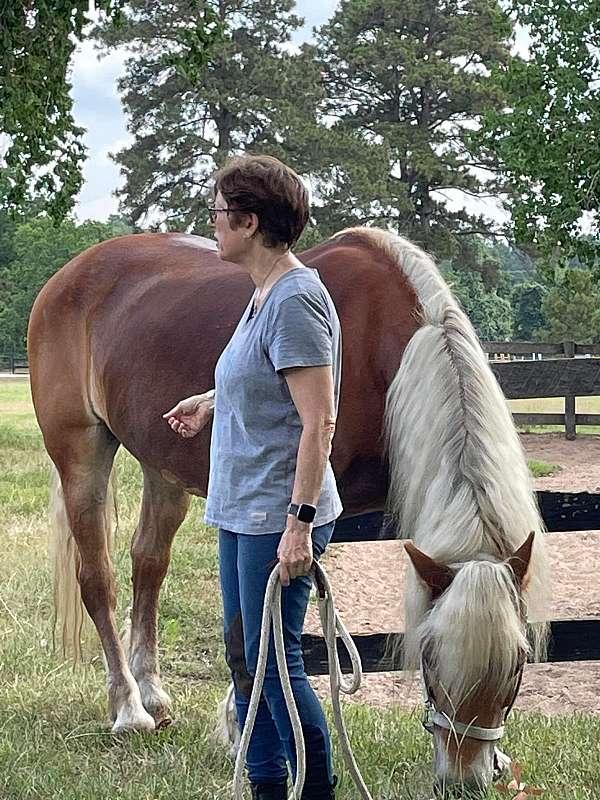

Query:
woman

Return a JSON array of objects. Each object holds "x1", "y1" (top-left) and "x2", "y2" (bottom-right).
[{"x1": 163, "y1": 155, "x2": 342, "y2": 800}]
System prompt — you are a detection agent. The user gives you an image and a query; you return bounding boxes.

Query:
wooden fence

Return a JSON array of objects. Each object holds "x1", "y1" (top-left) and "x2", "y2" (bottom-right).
[
  {"x1": 3, "y1": 343, "x2": 599, "y2": 440},
  {"x1": 0, "y1": 352, "x2": 29, "y2": 374},
  {"x1": 483, "y1": 340, "x2": 600, "y2": 440},
  {"x1": 303, "y1": 492, "x2": 600, "y2": 674}
]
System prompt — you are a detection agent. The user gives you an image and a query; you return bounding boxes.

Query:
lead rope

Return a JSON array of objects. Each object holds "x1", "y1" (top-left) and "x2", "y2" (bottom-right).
[{"x1": 233, "y1": 561, "x2": 373, "y2": 800}]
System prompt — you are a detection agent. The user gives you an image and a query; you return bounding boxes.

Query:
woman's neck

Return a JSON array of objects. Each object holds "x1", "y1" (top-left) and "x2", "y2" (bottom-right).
[{"x1": 243, "y1": 248, "x2": 304, "y2": 291}]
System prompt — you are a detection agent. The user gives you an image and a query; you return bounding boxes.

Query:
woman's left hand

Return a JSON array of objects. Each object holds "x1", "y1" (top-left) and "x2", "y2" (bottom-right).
[{"x1": 277, "y1": 519, "x2": 313, "y2": 587}]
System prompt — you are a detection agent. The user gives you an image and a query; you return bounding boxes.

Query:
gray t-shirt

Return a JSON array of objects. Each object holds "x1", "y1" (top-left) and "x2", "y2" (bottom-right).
[{"x1": 204, "y1": 267, "x2": 343, "y2": 534}]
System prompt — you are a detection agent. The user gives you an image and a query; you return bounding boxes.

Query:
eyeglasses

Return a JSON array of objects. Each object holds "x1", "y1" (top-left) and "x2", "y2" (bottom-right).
[{"x1": 207, "y1": 205, "x2": 253, "y2": 224}]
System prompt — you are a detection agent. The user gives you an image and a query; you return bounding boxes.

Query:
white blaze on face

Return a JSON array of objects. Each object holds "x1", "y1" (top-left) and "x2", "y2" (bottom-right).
[{"x1": 433, "y1": 730, "x2": 495, "y2": 793}]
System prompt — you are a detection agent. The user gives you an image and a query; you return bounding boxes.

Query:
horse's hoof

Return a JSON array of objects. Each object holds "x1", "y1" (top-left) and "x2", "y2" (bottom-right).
[
  {"x1": 111, "y1": 710, "x2": 156, "y2": 734},
  {"x1": 155, "y1": 716, "x2": 173, "y2": 731}
]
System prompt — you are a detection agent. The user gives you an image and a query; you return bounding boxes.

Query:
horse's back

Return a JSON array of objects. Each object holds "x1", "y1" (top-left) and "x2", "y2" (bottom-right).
[{"x1": 29, "y1": 229, "x2": 421, "y2": 508}]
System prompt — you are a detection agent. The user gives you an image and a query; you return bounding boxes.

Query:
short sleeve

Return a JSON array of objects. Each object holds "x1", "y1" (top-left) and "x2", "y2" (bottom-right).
[{"x1": 266, "y1": 292, "x2": 333, "y2": 372}]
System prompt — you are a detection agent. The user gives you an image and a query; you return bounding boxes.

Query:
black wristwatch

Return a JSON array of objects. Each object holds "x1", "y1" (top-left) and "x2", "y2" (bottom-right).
[{"x1": 287, "y1": 502, "x2": 317, "y2": 524}]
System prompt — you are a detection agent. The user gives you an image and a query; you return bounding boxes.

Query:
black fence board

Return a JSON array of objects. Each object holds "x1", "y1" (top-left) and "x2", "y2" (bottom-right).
[
  {"x1": 490, "y1": 358, "x2": 600, "y2": 399},
  {"x1": 537, "y1": 491, "x2": 600, "y2": 533},
  {"x1": 332, "y1": 491, "x2": 600, "y2": 543},
  {"x1": 303, "y1": 618, "x2": 600, "y2": 675}
]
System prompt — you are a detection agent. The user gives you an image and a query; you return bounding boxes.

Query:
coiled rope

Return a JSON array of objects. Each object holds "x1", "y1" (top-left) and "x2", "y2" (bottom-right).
[{"x1": 233, "y1": 561, "x2": 373, "y2": 800}]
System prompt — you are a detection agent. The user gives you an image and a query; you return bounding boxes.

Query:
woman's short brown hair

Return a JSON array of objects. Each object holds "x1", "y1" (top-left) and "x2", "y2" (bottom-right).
[{"x1": 213, "y1": 155, "x2": 309, "y2": 248}]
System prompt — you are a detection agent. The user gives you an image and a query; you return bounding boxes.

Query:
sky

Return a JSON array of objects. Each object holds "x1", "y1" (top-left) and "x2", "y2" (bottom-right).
[
  {"x1": 71, "y1": 0, "x2": 340, "y2": 222},
  {"x1": 71, "y1": 1, "x2": 528, "y2": 226}
]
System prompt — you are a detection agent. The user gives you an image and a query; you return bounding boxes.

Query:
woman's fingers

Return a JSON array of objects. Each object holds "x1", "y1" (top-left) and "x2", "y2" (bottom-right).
[
  {"x1": 279, "y1": 563, "x2": 291, "y2": 587},
  {"x1": 278, "y1": 558, "x2": 313, "y2": 584}
]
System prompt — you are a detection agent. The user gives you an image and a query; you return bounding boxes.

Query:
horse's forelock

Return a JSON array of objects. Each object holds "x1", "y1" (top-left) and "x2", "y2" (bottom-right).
[{"x1": 420, "y1": 560, "x2": 529, "y2": 707}]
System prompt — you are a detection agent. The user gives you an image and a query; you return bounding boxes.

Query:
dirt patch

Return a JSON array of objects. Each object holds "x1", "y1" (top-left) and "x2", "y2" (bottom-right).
[{"x1": 306, "y1": 433, "x2": 600, "y2": 715}]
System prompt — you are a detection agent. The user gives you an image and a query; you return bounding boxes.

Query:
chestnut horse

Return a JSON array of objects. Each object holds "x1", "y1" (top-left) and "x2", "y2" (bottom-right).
[{"x1": 28, "y1": 227, "x2": 548, "y2": 792}]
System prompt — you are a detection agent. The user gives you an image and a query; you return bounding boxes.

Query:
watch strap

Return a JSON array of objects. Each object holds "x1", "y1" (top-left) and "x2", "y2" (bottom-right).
[{"x1": 287, "y1": 502, "x2": 317, "y2": 523}]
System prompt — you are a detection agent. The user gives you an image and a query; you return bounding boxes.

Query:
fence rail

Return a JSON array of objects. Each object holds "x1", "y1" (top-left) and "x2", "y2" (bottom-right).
[
  {"x1": 483, "y1": 340, "x2": 600, "y2": 358},
  {"x1": 303, "y1": 492, "x2": 600, "y2": 675},
  {"x1": 0, "y1": 352, "x2": 29, "y2": 374},
  {"x1": 2, "y1": 349, "x2": 597, "y2": 672},
  {"x1": 483, "y1": 339, "x2": 600, "y2": 440}
]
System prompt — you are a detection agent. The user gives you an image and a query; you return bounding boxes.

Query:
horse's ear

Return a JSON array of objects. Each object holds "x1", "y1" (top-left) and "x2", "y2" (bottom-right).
[
  {"x1": 404, "y1": 541, "x2": 454, "y2": 600},
  {"x1": 507, "y1": 531, "x2": 536, "y2": 588}
]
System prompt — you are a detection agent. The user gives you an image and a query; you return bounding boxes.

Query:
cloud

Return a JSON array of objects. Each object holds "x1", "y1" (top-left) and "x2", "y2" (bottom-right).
[{"x1": 71, "y1": 40, "x2": 132, "y2": 221}]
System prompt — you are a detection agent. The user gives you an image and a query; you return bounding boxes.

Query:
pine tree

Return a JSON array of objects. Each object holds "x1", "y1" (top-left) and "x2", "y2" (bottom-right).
[
  {"x1": 94, "y1": 0, "x2": 323, "y2": 233},
  {"x1": 310, "y1": 0, "x2": 514, "y2": 260}
]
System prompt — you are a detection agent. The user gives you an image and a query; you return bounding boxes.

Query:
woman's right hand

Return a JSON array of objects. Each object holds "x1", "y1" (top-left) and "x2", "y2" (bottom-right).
[{"x1": 162, "y1": 392, "x2": 214, "y2": 438}]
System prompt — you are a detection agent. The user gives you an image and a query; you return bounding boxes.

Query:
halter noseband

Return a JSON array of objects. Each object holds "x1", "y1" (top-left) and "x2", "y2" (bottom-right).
[{"x1": 420, "y1": 652, "x2": 524, "y2": 744}]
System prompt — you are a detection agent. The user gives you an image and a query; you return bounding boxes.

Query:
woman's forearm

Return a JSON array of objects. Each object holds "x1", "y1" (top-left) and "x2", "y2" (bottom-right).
[{"x1": 290, "y1": 422, "x2": 335, "y2": 506}]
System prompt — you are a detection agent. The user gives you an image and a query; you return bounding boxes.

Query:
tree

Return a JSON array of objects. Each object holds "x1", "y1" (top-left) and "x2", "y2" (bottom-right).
[
  {"x1": 538, "y1": 269, "x2": 600, "y2": 343},
  {"x1": 476, "y1": 0, "x2": 600, "y2": 271},
  {"x1": 309, "y1": 0, "x2": 515, "y2": 261},
  {"x1": 511, "y1": 282, "x2": 547, "y2": 339},
  {"x1": 0, "y1": 1, "x2": 222, "y2": 220},
  {"x1": 442, "y1": 265, "x2": 515, "y2": 340},
  {"x1": 0, "y1": 215, "x2": 132, "y2": 351},
  {"x1": 0, "y1": 2, "x2": 121, "y2": 219},
  {"x1": 491, "y1": 241, "x2": 535, "y2": 285},
  {"x1": 94, "y1": 0, "x2": 322, "y2": 233}
]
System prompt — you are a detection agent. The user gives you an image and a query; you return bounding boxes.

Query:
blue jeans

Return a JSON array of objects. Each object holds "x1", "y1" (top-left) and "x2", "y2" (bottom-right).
[{"x1": 219, "y1": 522, "x2": 336, "y2": 787}]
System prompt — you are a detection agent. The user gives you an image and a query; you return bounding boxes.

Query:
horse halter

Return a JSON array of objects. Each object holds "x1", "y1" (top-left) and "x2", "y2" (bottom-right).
[
  {"x1": 420, "y1": 651, "x2": 525, "y2": 744},
  {"x1": 420, "y1": 560, "x2": 529, "y2": 748}
]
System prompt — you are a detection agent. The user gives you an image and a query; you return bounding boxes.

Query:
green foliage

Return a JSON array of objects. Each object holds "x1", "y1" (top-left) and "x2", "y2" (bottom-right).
[
  {"x1": 492, "y1": 241, "x2": 536, "y2": 285},
  {"x1": 0, "y1": 2, "x2": 223, "y2": 220},
  {"x1": 476, "y1": 0, "x2": 600, "y2": 270},
  {"x1": 443, "y1": 264, "x2": 515, "y2": 340},
  {"x1": 0, "y1": 2, "x2": 122, "y2": 219},
  {"x1": 93, "y1": 0, "x2": 319, "y2": 233},
  {"x1": 538, "y1": 268, "x2": 600, "y2": 343},
  {"x1": 511, "y1": 282, "x2": 547, "y2": 339},
  {"x1": 309, "y1": 0, "x2": 514, "y2": 259},
  {"x1": 0, "y1": 215, "x2": 132, "y2": 352}
]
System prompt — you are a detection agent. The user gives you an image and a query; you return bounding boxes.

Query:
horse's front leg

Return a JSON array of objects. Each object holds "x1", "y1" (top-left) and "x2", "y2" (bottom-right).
[{"x1": 127, "y1": 466, "x2": 190, "y2": 726}]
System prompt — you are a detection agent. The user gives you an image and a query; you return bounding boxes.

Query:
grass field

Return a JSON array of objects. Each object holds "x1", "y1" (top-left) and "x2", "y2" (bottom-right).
[
  {"x1": 508, "y1": 396, "x2": 600, "y2": 435},
  {"x1": 1, "y1": 379, "x2": 599, "y2": 799}
]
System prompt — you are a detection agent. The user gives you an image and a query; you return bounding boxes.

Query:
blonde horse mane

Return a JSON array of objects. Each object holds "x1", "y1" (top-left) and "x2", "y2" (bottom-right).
[{"x1": 334, "y1": 226, "x2": 549, "y2": 681}]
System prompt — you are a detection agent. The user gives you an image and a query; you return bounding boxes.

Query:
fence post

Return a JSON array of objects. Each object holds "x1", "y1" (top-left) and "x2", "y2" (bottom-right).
[{"x1": 563, "y1": 340, "x2": 576, "y2": 440}]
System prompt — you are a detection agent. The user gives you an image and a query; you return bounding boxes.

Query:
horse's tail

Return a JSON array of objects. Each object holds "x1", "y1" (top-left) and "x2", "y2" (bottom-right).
[
  {"x1": 49, "y1": 464, "x2": 118, "y2": 660},
  {"x1": 336, "y1": 227, "x2": 549, "y2": 668},
  {"x1": 214, "y1": 682, "x2": 241, "y2": 758}
]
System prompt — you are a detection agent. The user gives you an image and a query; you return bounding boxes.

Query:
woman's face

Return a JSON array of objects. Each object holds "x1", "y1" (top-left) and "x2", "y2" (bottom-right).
[{"x1": 212, "y1": 191, "x2": 255, "y2": 263}]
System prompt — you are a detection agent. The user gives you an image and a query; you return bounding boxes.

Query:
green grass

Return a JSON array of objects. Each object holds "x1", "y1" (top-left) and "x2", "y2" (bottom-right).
[
  {"x1": 2, "y1": 379, "x2": 600, "y2": 799},
  {"x1": 527, "y1": 459, "x2": 561, "y2": 478},
  {"x1": 510, "y1": 396, "x2": 600, "y2": 436}
]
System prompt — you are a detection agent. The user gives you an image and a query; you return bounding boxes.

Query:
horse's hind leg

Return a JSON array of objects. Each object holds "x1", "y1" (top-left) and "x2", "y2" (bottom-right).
[
  {"x1": 52, "y1": 424, "x2": 155, "y2": 732},
  {"x1": 126, "y1": 465, "x2": 190, "y2": 726}
]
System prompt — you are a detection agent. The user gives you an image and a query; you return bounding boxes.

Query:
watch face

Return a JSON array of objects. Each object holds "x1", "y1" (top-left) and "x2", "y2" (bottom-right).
[{"x1": 297, "y1": 503, "x2": 317, "y2": 523}]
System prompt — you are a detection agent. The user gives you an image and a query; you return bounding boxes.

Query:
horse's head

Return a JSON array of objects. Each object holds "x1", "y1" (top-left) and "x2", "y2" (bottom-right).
[{"x1": 405, "y1": 533, "x2": 536, "y2": 796}]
